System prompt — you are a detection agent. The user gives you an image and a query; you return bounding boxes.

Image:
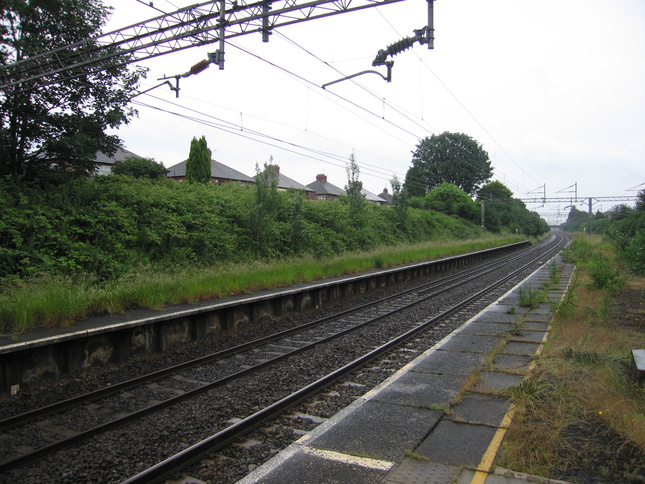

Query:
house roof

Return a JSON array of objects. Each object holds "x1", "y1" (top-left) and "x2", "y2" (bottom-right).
[
  {"x1": 361, "y1": 188, "x2": 385, "y2": 203},
  {"x1": 275, "y1": 172, "x2": 314, "y2": 192},
  {"x1": 95, "y1": 147, "x2": 143, "y2": 165},
  {"x1": 306, "y1": 178, "x2": 346, "y2": 197},
  {"x1": 378, "y1": 188, "x2": 393, "y2": 204},
  {"x1": 166, "y1": 159, "x2": 255, "y2": 183}
]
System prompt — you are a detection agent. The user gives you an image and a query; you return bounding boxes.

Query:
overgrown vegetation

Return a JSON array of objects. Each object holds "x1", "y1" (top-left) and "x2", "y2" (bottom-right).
[
  {"x1": 0, "y1": 174, "x2": 525, "y2": 332},
  {"x1": 499, "y1": 235, "x2": 645, "y2": 482},
  {"x1": 562, "y1": 189, "x2": 645, "y2": 275}
]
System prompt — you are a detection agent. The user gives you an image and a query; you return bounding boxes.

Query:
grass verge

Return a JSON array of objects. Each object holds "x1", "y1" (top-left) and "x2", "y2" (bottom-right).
[
  {"x1": 0, "y1": 235, "x2": 524, "y2": 334},
  {"x1": 498, "y1": 235, "x2": 645, "y2": 482}
]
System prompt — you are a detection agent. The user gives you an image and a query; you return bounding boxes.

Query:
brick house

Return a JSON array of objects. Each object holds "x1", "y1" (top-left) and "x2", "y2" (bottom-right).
[
  {"x1": 166, "y1": 158, "x2": 255, "y2": 184},
  {"x1": 267, "y1": 165, "x2": 315, "y2": 197},
  {"x1": 306, "y1": 174, "x2": 346, "y2": 201}
]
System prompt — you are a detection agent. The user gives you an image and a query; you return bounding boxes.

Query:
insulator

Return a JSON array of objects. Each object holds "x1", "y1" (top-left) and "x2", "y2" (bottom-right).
[
  {"x1": 384, "y1": 37, "x2": 415, "y2": 58},
  {"x1": 188, "y1": 59, "x2": 210, "y2": 76}
]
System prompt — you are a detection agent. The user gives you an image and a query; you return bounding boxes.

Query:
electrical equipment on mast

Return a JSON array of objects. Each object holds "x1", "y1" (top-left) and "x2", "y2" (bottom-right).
[{"x1": 323, "y1": 0, "x2": 434, "y2": 89}]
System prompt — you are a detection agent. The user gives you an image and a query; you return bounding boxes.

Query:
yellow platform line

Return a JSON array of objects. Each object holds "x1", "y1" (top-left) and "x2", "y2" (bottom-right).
[{"x1": 470, "y1": 405, "x2": 516, "y2": 483}]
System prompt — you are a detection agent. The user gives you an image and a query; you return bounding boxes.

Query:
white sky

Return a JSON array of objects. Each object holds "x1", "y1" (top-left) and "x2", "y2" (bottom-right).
[{"x1": 104, "y1": 0, "x2": 645, "y2": 224}]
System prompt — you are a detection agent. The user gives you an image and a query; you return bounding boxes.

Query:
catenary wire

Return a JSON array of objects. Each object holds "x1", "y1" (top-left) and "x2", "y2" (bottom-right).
[
  {"x1": 131, "y1": 96, "x2": 407, "y2": 186},
  {"x1": 375, "y1": 9, "x2": 542, "y2": 195}
]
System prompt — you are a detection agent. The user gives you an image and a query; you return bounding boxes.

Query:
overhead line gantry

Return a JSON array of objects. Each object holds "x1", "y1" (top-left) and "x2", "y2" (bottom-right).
[{"x1": 1, "y1": 0, "x2": 434, "y2": 93}]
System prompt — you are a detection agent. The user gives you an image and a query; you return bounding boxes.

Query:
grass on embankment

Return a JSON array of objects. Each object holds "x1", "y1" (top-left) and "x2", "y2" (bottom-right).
[
  {"x1": 0, "y1": 235, "x2": 524, "y2": 335},
  {"x1": 498, "y1": 235, "x2": 645, "y2": 482}
]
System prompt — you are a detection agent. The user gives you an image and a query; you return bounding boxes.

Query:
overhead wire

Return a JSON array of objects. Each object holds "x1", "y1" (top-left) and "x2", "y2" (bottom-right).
[
  {"x1": 118, "y1": 2, "x2": 517, "y2": 196},
  {"x1": 243, "y1": 33, "x2": 502, "y2": 195},
  {"x1": 226, "y1": 40, "x2": 424, "y2": 144},
  {"x1": 133, "y1": 91, "x2": 406, "y2": 184},
  {"x1": 146, "y1": 78, "x2": 411, "y2": 175},
  {"x1": 274, "y1": 31, "x2": 440, "y2": 136},
  {"x1": 375, "y1": 9, "x2": 543, "y2": 195},
  {"x1": 271, "y1": 21, "x2": 530, "y2": 197}
]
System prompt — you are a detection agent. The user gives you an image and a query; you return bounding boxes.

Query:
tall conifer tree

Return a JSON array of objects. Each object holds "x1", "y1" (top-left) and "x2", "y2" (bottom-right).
[{"x1": 186, "y1": 136, "x2": 211, "y2": 183}]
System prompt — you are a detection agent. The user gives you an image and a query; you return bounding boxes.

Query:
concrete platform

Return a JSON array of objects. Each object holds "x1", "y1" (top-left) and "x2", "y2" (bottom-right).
[
  {"x1": 238, "y1": 253, "x2": 575, "y2": 484},
  {"x1": 0, "y1": 241, "x2": 531, "y2": 394}
]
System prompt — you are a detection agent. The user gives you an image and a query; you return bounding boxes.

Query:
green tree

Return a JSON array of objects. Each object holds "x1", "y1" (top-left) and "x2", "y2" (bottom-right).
[
  {"x1": 289, "y1": 190, "x2": 307, "y2": 254},
  {"x1": 636, "y1": 189, "x2": 645, "y2": 212},
  {"x1": 250, "y1": 160, "x2": 282, "y2": 256},
  {"x1": 344, "y1": 153, "x2": 366, "y2": 228},
  {"x1": 111, "y1": 157, "x2": 167, "y2": 179},
  {"x1": 477, "y1": 181, "x2": 515, "y2": 231},
  {"x1": 476, "y1": 181, "x2": 549, "y2": 235},
  {"x1": 185, "y1": 136, "x2": 211, "y2": 183},
  {"x1": 390, "y1": 175, "x2": 408, "y2": 228},
  {"x1": 0, "y1": 0, "x2": 146, "y2": 182},
  {"x1": 562, "y1": 206, "x2": 589, "y2": 232},
  {"x1": 425, "y1": 183, "x2": 478, "y2": 222},
  {"x1": 477, "y1": 181, "x2": 514, "y2": 202},
  {"x1": 403, "y1": 163, "x2": 426, "y2": 198},
  {"x1": 405, "y1": 132, "x2": 492, "y2": 196}
]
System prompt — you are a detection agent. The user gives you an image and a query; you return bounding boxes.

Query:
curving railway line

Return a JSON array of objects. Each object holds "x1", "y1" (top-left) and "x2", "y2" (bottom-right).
[{"x1": 0, "y1": 232, "x2": 570, "y2": 483}]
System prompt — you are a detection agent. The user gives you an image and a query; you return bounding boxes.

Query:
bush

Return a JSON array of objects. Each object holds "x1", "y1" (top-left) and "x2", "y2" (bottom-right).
[
  {"x1": 587, "y1": 253, "x2": 622, "y2": 290},
  {"x1": 622, "y1": 229, "x2": 645, "y2": 275},
  {"x1": 0, "y1": 176, "x2": 487, "y2": 284},
  {"x1": 111, "y1": 157, "x2": 167, "y2": 179}
]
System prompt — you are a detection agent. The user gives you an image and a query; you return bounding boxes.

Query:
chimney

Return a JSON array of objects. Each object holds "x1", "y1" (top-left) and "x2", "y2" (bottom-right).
[{"x1": 316, "y1": 174, "x2": 327, "y2": 183}]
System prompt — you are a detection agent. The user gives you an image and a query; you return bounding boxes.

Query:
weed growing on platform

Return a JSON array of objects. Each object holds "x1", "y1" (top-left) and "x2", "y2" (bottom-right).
[
  {"x1": 518, "y1": 285, "x2": 546, "y2": 308},
  {"x1": 549, "y1": 261, "x2": 559, "y2": 284},
  {"x1": 498, "y1": 235, "x2": 645, "y2": 482},
  {"x1": 426, "y1": 403, "x2": 447, "y2": 411}
]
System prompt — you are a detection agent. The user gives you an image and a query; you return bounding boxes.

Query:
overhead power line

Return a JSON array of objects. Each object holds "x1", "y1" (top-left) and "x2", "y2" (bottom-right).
[{"x1": 0, "y1": 0, "x2": 408, "y2": 91}]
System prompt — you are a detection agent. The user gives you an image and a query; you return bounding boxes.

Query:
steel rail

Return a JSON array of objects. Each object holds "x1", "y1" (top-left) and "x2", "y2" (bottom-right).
[
  {"x1": 0, "y1": 236, "x2": 563, "y2": 474},
  {"x1": 0, "y1": 241, "x2": 532, "y2": 432},
  {"x1": 124, "y1": 234, "x2": 567, "y2": 483}
]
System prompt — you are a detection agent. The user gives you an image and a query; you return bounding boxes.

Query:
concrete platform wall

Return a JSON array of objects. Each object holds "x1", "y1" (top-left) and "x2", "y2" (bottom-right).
[{"x1": 0, "y1": 241, "x2": 529, "y2": 394}]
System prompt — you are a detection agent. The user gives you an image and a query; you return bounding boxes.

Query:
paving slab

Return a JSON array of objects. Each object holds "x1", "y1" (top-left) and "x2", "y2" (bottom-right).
[
  {"x1": 508, "y1": 330, "x2": 547, "y2": 343},
  {"x1": 308, "y1": 401, "x2": 442, "y2": 462},
  {"x1": 250, "y1": 447, "x2": 390, "y2": 484},
  {"x1": 502, "y1": 341, "x2": 541, "y2": 356},
  {"x1": 472, "y1": 312, "x2": 525, "y2": 324},
  {"x1": 412, "y1": 349, "x2": 487, "y2": 376},
  {"x1": 498, "y1": 293, "x2": 522, "y2": 306},
  {"x1": 529, "y1": 306, "x2": 554, "y2": 316},
  {"x1": 449, "y1": 393, "x2": 510, "y2": 427},
  {"x1": 491, "y1": 354, "x2": 533, "y2": 372},
  {"x1": 520, "y1": 321, "x2": 550, "y2": 331},
  {"x1": 440, "y1": 334, "x2": 503, "y2": 353},
  {"x1": 372, "y1": 372, "x2": 464, "y2": 408},
  {"x1": 240, "y1": 253, "x2": 575, "y2": 484},
  {"x1": 473, "y1": 371, "x2": 524, "y2": 394},
  {"x1": 524, "y1": 312, "x2": 553, "y2": 323},
  {"x1": 482, "y1": 304, "x2": 526, "y2": 314},
  {"x1": 460, "y1": 322, "x2": 516, "y2": 336},
  {"x1": 415, "y1": 420, "x2": 498, "y2": 468},
  {"x1": 457, "y1": 467, "x2": 573, "y2": 484},
  {"x1": 383, "y1": 459, "x2": 461, "y2": 484}
]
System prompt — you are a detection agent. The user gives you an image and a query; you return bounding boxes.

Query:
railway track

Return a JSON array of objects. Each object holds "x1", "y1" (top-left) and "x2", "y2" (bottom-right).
[{"x1": 0, "y1": 233, "x2": 570, "y2": 483}]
